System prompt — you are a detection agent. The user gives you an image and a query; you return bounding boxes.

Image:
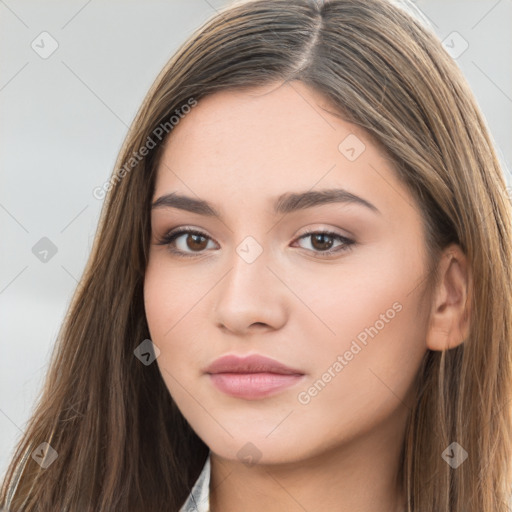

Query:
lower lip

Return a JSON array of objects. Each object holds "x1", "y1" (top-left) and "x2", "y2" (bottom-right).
[{"x1": 208, "y1": 372, "x2": 304, "y2": 399}]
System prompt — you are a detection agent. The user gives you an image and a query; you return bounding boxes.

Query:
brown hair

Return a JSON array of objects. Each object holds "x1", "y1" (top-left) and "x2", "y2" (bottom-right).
[{"x1": 2, "y1": 0, "x2": 512, "y2": 510}]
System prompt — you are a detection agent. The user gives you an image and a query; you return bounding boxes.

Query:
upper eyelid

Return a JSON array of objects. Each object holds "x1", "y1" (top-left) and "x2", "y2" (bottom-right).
[
  {"x1": 166, "y1": 226, "x2": 217, "y2": 243},
  {"x1": 164, "y1": 225, "x2": 350, "y2": 239}
]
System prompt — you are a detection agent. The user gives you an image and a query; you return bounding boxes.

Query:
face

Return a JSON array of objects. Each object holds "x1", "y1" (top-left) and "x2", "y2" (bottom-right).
[{"x1": 144, "y1": 81, "x2": 431, "y2": 465}]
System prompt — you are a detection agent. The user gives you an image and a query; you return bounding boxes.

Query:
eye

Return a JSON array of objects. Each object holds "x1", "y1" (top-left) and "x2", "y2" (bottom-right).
[
  {"x1": 155, "y1": 227, "x2": 218, "y2": 258},
  {"x1": 292, "y1": 229, "x2": 355, "y2": 257},
  {"x1": 155, "y1": 227, "x2": 355, "y2": 259}
]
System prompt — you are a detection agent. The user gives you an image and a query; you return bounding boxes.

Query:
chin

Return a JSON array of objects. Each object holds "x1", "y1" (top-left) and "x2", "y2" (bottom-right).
[{"x1": 197, "y1": 426, "x2": 315, "y2": 467}]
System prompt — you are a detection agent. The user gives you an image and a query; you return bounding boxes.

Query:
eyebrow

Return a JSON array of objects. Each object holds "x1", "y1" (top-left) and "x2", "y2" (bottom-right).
[{"x1": 151, "y1": 188, "x2": 381, "y2": 218}]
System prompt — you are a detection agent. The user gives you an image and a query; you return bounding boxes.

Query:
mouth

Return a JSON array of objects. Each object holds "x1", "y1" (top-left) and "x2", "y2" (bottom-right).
[{"x1": 204, "y1": 354, "x2": 305, "y2": 400}]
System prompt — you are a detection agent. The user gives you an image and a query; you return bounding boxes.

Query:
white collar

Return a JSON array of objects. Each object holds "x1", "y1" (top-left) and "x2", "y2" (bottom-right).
[{"x1": 179, "y1": 452, "x2": 211, "y2": 512}]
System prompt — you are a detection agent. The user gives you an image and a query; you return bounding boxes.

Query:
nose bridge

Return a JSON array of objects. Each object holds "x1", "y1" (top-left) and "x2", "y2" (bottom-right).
[
  {"x1": 213, "y1": 232, "x2": 287, "y2": 332},
  {"x1": 223, "y1": 234, "x2": 271, "y2": 302}
]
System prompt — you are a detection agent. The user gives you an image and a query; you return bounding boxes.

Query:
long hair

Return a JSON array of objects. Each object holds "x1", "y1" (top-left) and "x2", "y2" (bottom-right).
[{"x1": 2, "y1": 0, "x2": 512, "y2": 510}]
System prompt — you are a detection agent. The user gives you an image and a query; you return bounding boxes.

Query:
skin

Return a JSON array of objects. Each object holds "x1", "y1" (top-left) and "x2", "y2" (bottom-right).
[{"x1": 143, "y1": 80, "x2": 470, "y2": 512}]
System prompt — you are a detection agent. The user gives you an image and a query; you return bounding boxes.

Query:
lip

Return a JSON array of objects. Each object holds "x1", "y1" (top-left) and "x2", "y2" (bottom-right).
[{"x1": 204, "y1": 354, "x2": 305, "y2": 400}]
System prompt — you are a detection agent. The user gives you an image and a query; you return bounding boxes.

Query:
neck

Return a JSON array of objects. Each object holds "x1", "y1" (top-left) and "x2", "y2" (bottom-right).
[{"x1": 209, "y1": 407, "x2": 408, "y2": 512}]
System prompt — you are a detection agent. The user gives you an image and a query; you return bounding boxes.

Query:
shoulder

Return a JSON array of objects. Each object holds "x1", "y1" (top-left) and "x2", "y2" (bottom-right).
[{"x1": 179, "y1": 452, "x2": 211, "y2": 512}]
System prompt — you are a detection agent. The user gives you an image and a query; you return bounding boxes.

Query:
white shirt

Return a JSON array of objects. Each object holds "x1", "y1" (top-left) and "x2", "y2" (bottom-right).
[{"x1": 179, "y1": 452, "x2": 211, "y2": 512}]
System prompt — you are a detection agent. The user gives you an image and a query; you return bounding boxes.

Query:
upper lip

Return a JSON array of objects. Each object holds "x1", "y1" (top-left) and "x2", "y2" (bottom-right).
[{"x1": 204, "y1": 354, "x2": 304, "y2": 375}]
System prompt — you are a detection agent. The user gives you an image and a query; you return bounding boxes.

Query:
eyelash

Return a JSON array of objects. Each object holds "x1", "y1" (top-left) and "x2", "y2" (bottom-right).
[{"x1": 155, "y1": 226, "x2": 355, "y2": 259}]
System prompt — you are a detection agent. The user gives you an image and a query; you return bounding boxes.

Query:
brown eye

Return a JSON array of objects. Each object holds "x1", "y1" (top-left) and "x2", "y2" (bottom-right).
[
  {"x1": 157, "y1": 228, "x2": 354, "y2": 259},
  {"x1": 295, "y1": 230, "x2": 355, "y2": 257},
  {"x1": 156, "y1": 228, "x2": 217, "y2": 257},
  {"x1": 186, "y1": 233, "x2": 209, "y2": 251},
  {"x1": 310, "y1": 233, "x2": 334, "y2": 251}
]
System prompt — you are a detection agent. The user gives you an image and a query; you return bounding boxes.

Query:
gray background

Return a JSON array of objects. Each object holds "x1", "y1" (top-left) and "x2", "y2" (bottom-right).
[{"x1": 1, "y1": 0, "x2": 511, "y2": 481}]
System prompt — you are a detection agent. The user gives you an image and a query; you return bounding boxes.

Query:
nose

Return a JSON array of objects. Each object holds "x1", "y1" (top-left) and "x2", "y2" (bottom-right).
[{"x1": 212, "y1": 242, "x2": 288, "y2": 336}]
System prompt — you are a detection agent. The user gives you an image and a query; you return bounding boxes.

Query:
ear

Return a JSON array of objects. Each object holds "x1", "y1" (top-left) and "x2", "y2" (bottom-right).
[{"x1": 425, "y1": 244, "x2": 471, "y2": 351}]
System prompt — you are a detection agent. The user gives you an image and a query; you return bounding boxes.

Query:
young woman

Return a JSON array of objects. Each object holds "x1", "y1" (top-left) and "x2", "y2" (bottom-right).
[{"x1": 2, "y1": 0, "x2": 512, "y2": 510}]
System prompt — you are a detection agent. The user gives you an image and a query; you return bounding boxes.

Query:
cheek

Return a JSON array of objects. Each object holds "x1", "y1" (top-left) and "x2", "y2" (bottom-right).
[
  {"x1": 143, "y1": 257, "x2": 208, "y2": 338},
  {"x1": 291, "y1": 245, "x2": 422, "y2": 347},
  {"x1": 289, "y1": 289, "x2": 426, "y2": 453},
  {"x1": 293, "y1": 245, "x2": 428, "y2": 399},
  {"x1": 143, "y1": 260, "x2": 211, "y2": 387}
]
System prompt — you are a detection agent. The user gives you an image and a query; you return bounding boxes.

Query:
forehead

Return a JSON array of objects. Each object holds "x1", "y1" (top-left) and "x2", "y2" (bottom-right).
[
  {"x1": 159, "y1": 82, "x2": 358, "y2": 173},
  {"x1": 153, "y1": 81, "x2": 416, "y2": 225}
]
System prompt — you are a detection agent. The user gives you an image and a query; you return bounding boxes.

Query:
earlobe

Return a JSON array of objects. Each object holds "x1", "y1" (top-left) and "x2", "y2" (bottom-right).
[{"x1": 425, "y1": 244, "x2": 472, "y2": 351}]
